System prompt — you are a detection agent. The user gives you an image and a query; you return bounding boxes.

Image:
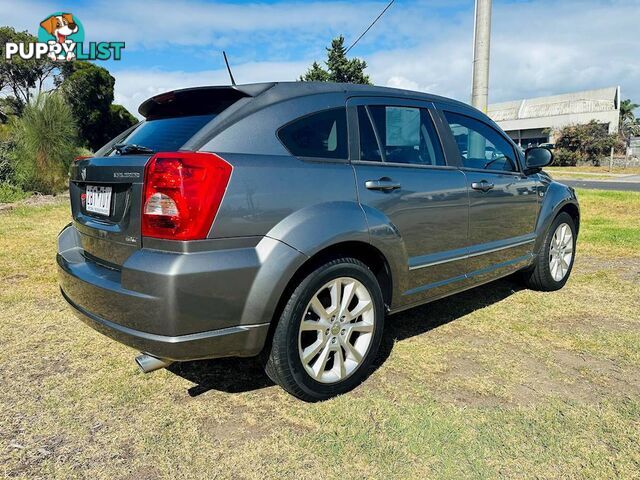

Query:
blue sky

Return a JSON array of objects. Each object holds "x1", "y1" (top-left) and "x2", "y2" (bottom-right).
[{"x1": 2, "y1": 0, "x2": 639, "y2": 117}]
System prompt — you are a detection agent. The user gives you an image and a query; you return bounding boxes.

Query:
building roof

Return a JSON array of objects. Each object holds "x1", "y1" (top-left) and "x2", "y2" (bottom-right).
[{"x1": 488, "y1": 86, "x2": 620, "y2": 122}]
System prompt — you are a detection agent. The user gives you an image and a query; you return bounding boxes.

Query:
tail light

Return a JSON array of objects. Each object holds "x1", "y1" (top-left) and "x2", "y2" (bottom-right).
[{"x1": 142, "y1": 152, "x2": 232, "y2": 240}]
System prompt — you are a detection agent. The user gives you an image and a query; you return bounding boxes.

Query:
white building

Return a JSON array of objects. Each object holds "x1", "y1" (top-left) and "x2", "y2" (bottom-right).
[{"x1": 488, "y1": 86, "x2": 620, "y2": 148}]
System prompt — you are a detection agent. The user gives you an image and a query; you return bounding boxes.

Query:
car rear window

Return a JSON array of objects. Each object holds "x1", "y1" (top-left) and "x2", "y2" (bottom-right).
[
  {"x1": 112, "y1": 114, "x2": 215, "y2": 154},
  {"x1": 358, "y1": 106, "x2": 383, "y2": 162},
  {"x1": 278, "y1": 108, "x2": 348, "y2": 159},
  {"x1": 367, "y1": 105, "x2": 445, "y2": 166}
]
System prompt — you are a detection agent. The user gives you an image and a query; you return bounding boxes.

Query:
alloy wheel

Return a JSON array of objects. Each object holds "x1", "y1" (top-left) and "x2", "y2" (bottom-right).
[
  {"x1": 549, "y1": 222, "x2": 574, "y2": 281},
  {"x1": 297, "y1": 277, "x2": 376, "y2": 384}
]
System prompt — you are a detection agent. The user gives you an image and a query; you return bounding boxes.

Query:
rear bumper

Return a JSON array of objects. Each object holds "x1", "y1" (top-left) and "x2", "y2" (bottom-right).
[
  {"x1": 57, "y1": 224, "x2": 305, "y2": 361},
  {"x1": 61, "y1": 288, "x2": 269, "y2": 361}
]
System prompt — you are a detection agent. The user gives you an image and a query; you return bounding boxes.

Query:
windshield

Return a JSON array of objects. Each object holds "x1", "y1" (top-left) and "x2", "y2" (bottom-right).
[{"x1": 110, "y1": 114, "x2": 215, "y2": 154}]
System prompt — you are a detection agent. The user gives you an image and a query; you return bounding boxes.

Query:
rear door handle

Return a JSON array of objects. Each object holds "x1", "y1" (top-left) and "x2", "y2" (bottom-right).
[
  {"x1": 471, "y1": 180, "x2": 494, "y2": 192},
  {"x1": 365, "y1": 179, "x2": 401, "y2": 191}
]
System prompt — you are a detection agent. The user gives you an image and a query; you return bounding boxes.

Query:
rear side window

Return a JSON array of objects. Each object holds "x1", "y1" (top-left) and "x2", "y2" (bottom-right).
[
  {"x1": 113, "y1": 114, "x2": 215, "y2": 154},
  {"x1": 366, "y1": 105, "x2": 445, "y2": 166},
  {"x1": 278, "y1": 108, "x2": 348, "y2": 159}
]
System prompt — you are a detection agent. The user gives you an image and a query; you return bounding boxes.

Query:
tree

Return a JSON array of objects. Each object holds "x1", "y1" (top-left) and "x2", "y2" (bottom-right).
[
  {"x1": 10, "y1": 92, "x2": 78, "y2": 193},
  {"x1": 56, "y1": 62, "x2": 137, "y2": 150},
  {"x1": 619, "y1": 99, "x2": 638, "y2": 125},
  {"x1": 0, "y1": 27, "x2": 57, "y2": 114},
  {"x1": 300, "y1": 36, "x2": 371, "y2": 85},
  {"x1": 302, "y1": 61, "x2": 330, "y2": 82},
  {"x1": 554, "y1": 120, "x2": 622, "y2": 166},
  {"x1": 619, "y1": 99, "x2": 640, "y2": 142},
  {"x1": 108, "y1": 104, "x2": 138, "y2": 137}
]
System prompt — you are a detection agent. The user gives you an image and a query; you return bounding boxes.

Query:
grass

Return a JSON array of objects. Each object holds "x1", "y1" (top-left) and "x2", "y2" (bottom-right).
[
  {"x1": 577, "y1": 189, "x2": 640, "y2": 256},
  {"x1": 1, "y1": 190, "x2": 639, "y2": 479}
]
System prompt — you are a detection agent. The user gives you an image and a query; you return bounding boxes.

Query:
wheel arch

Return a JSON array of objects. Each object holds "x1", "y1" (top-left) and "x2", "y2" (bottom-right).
[
  {"x1": 259, "y1": 240, "x2": 393, "y2": 358},
  {"x1": 558, "y1": 202, "x2": 580, "y2": 234},
  {"x1": 256, "y1": 200, "x2": 409, "y2": 357},
  {"x1": 534, "y1": 182, "x2": 580, "y2": 254},
  {"x1": 292, "y1": 241, "x2": 393, "y2": 308}
]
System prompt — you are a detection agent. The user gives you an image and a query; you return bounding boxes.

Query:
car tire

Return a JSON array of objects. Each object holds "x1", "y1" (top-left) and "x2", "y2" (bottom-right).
[
  {"x1": 523, "y1": 212, "x2": 577, "y2": 291},
  {"x1": 265, "y1": 257, "x2": 385, "y2": 401}
]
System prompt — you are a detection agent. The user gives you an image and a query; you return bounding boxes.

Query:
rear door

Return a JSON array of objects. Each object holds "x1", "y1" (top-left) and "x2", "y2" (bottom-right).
[
  {"x1": 348, "y1": 97, "x2": 469, "y2": 304},
  {"x1": 437, "y1": 106, "x2": 539, "y2": 282}
]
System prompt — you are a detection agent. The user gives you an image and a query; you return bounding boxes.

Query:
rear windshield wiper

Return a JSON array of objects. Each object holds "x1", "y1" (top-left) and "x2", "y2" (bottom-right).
[{"x1": 114, "y1": 143, "x2": 155, "y2": 155}]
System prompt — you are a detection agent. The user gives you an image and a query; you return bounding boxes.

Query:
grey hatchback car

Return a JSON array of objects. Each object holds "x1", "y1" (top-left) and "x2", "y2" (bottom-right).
[{"x1": 58, "y1": 82, "x2": 579, "y2": 401}]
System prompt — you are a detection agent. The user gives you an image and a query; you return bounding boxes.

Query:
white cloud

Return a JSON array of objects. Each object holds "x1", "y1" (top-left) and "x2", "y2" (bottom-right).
[{"x1": 385, "y1": 76, "x2": 420, "y2": 91}]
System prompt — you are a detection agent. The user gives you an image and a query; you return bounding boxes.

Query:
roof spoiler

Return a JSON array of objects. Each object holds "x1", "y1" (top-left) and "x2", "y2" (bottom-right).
[{"x1": 138, "y1": 83, "x2": 276, "y2": 119}]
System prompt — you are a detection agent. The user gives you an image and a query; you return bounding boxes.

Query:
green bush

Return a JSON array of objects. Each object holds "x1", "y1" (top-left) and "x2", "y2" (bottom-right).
[
  {"x1": 0, "y1": 182, "x2": 29, "y2": 203},
  {"x1": 552, "y1": 148, "x2": 581, "y2": 167},
  {"x1": 554, "y1": 121, "x2": 622, "y2": 166},
  {"x1": 0, "y1": 140, "x2": 16, "y2": 183},
  {"x1": 10, "y1": 92, "x2": 78, "y2": 194}
]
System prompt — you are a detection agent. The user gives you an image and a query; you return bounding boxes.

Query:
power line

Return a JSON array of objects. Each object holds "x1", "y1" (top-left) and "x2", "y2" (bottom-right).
[{"x1": 345, "y1": 0, "x2": 395, "y2": 54}]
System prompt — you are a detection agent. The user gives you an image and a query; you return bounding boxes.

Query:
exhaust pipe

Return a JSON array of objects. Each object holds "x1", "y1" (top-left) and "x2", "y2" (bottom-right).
[{"x1": 135, "y1": 354, "x2": 173, "y2": 373}]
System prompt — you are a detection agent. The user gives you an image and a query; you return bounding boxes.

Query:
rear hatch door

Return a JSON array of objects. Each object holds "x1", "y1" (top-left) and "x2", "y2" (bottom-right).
[
  {"x1": 70, "y1": 155, "x2": 149, "y2": 267},
  {"x1": 69, "y1": 84, "x2": 273, "y2": 267}
]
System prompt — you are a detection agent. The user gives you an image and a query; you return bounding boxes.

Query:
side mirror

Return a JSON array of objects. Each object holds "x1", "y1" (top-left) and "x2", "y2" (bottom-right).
[{"x1": 525, "y1": 147, "x2": 553, "y2": 171}]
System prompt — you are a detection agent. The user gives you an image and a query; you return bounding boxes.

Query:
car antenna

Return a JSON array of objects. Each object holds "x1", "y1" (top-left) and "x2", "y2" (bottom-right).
[{"x1": 223, "y1": 51, "x2": 236, "y2": 86}]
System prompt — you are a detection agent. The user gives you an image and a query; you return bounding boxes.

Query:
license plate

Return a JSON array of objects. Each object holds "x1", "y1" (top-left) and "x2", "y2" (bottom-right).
[{"x1": 86, "y1": 185, "x2": 112, "y2": 216}]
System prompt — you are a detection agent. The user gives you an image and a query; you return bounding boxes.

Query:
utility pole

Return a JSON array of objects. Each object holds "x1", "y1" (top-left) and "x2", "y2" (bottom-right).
[{"x1": 471, "y1": 0, "x2": 492, "y2": 113}]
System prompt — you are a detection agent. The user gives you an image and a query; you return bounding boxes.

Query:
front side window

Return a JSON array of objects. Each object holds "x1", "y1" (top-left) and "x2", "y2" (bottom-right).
[
  {"x1": 365, "y1": 105, "x2": 445, "y2": 166},
  {"x1": 278, "y1": 108, "x2": 348, "y2": 159},
  {"x1": 443, "y1": 111, "x2": 517, "y2": 172}
]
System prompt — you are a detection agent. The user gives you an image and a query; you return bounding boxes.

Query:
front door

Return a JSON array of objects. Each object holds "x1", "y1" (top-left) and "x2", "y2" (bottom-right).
[
  {"x1": 348, "y1": 97, "x2": 469, "y2": 304},
  {"x1": 439, "y1": 108, "x2": 539, "y2": 283}
]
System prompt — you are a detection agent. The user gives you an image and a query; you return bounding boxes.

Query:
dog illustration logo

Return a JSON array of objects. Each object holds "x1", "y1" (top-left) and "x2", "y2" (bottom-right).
[
  {"x1": 38, "y1": 12, "x2": 84, "y2": 61},
  {"x1": 40, "y1": 14, "x2": 77, "y2": 43}
]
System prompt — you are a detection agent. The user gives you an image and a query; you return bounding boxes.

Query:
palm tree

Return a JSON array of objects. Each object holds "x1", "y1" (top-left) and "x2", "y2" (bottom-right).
[
  {"x1": 620, "y1": 99, "x2": 639, "y2": 123},
  {"x1": 619, "y1": 99, "x2": 640, "y2": 144}
]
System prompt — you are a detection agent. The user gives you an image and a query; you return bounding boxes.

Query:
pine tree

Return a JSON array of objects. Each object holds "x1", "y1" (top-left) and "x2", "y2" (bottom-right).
[
  {"x1": 300, "y1": 36, "x2": 371, "y2": 85},
  {"x1": 302, "y1": 61, "x2": 330, "y2": 82}
]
